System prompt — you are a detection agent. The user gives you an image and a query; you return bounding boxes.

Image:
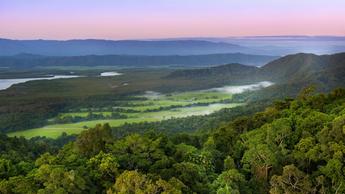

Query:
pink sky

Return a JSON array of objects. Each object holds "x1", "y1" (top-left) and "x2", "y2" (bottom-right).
[{"x1": 0, "y1": 0, "x2": 344, "y2": 40}]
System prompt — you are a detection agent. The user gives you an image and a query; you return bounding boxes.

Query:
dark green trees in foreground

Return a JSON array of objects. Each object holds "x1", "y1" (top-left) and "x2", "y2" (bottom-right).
[{"x1": 2, "y1": 88, "x2": 345, "y2": 193}]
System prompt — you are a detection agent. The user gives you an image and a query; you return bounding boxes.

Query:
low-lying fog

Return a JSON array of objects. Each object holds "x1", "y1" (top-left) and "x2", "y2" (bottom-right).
[
  {"x1": 143, "y1": 81, "x2": 274, "y2": 100},
  {"x1": 209, "y1": 81, "x2": 274, "y2": 94},
  {"x1": 143, "y1": 91, "x2": 163, "y2": 99},
  {"x1": 142, "y1": 81, "x2": 274, "y2": 118}
]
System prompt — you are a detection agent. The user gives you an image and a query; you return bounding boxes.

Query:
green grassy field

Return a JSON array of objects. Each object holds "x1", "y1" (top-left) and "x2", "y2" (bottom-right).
[
  {"x1": 8, "y1": 102, "x2": 242, "y2": 139},
  {"x1": 6, "y1": 84, "x2": 242, "y2": 139},
  {"x1": 60, "y1": 112, "x2": 113, "y2": 118},
  {"x1": 125, "y1": 91, "x2": 232, "y2": 111},
  {"x1": 62, "y1": 90, "x2": 232, "y2": 113},
  {"x1": 7, "y1": 117, "x2": 160, "y2": 139}
]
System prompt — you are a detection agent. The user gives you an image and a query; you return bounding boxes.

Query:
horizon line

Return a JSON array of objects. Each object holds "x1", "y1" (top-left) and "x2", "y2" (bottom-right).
[{"x1": 1, "y1": 35, "x2": 345, "y2": 42}]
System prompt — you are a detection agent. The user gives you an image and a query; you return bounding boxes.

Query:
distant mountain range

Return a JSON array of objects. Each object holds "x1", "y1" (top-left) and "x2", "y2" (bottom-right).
[
  {"x1": 156, "y1": 36, "x2": 345, "y2": 55},
  {"x1": 0, "y1": 53, "x2": 278, "y2": 68},
  {"x1": 0, "y1": 39, "x2": 261, "y2": 56},
  {"x1": 169, "y1": 35, "x2": 345, "y2": 42},
  {"x1": 1, "y1": 36, "x2": 344, "y2": 57}
]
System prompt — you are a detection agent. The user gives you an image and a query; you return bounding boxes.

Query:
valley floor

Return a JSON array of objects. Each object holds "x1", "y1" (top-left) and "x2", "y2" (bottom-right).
[{"x1": 8, "y1": 89, "x2": 243, "y2": 138}]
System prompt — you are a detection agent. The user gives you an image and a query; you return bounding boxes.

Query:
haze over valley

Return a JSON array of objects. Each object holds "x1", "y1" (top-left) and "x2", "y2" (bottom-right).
[{"x1": 1, "y1": 0, "x2": 345, "y2": 193}]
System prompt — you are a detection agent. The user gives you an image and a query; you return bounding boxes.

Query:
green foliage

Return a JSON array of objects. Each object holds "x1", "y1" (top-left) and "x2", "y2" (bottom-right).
[
  {"x1": 212, "y1": 169, "x2": 248, "y2": 194},
  {"x1": 270, "y1": 165, "x2": 312, "y2": 194},
  {"x1": 0, "y1": 175, "x2": 37, "y2": 194},
  {"x1": 108, "y1": 170, "x2": 183, "y2": 194},
  {"x1": 87, "y1": 151, "x2": 119, "y2": 188},
  {"x1": 75, "y1": 123, "x2": 112, "y2": 156},
  {"x1": 2, "y1": 88, "x2": 345, "y2": 193},
  {"x1": 173, "y1": 162, "x2": 210, "y2": 193},
  {"x1": 34, "y1": 164, "x2": 87, "y2": 193}
]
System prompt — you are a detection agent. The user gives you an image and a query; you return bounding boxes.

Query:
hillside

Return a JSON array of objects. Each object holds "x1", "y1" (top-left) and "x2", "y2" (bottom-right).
[
  {"x1": 0, "y1": 53, "x2": 278, "y2": 68},
  {"x1": 253, "y1": 52, "x2": 345, "y2": 98},
  {"x1": 166, "y1": 63, "x2": 261, "y2": 85},
  {"x1": 167, "y1": 52, "x2": 345, "y2": 98}
]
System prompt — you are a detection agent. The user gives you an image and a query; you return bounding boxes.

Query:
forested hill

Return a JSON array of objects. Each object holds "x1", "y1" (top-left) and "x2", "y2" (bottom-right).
[
  {"x1": 166, "y1": 63, "x2": 261, "y2": 85},
  {"x1": 0, "y1": 53, "x2": 277, "y2": 68},
  {"x1": 261, "y1": 52, "x2": 345, "y2": 84},
  {"x1": 2, "y1": 88, "x2": 345, "y2": 193},
  {"x1": 168, "y1": 52, "x2": 345, "y2": 99},
  {"x1": 166, "y1": 63, "x2": 258, "y2": 78},
  {"x1": 253, "y1": 52, "x2": 345, "y2": 99}
]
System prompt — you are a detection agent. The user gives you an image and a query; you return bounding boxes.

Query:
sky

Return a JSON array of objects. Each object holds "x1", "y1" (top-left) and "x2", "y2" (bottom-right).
[{"x1": 0, "y1": 0, "x2": 344, "y2": 40}]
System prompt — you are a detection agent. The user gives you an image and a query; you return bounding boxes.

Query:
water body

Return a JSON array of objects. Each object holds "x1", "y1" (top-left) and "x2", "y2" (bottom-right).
[
  {"x1": 0, "y1": 75, "x2": 80, "y2": 90},
  {"x1": 100, "y1": 72, "x2": 123, "y2": 76}
]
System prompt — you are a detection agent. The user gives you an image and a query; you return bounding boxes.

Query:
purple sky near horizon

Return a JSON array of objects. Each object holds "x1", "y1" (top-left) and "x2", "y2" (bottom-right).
[{"x1": 0, "y1": 0, "x2": 344, "y2": 40}]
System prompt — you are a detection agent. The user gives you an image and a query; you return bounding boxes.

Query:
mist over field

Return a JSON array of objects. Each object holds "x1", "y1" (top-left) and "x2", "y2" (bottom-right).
[{"x1": 210, "y1": 81, "x2": 274, "y2": 94}]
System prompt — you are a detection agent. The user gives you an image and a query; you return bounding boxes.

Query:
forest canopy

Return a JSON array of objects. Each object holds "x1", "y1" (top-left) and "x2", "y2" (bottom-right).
[{"x1": 1, "y1": 88, "x2": 345, "y2": 193}]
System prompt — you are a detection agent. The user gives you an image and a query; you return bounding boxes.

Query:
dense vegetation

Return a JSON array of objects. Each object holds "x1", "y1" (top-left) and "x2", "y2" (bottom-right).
[
  {"x1": 3, "y1": 82, "x2": 243, "y2": 137},
  {"x1": 165, "y1": 63, "x2": 261, "y2": 85},
  {"x1": 169, "y1": 52, "x2": 345, "y2": 94},
  {"x1": 1, "y1": 52, "x2": 345, "y2": 134},
  {"x1": 0, "y1": 67, "x2": 258, "y2": 133},
  {"x1": 2, "y1": 87, "x2": 345, "y2": 193},
  {"x1": 0, "y1": 69, "x2": 198, "y2": 133}
]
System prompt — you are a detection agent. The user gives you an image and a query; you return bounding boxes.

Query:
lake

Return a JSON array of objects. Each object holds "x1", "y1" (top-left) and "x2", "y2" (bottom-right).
[
  {"x1": 100, "y1": 72, "x2": 123, "y2": 76},
  {"x1": 0, "y1": 75, "x2": 80, "y2": 90}
]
